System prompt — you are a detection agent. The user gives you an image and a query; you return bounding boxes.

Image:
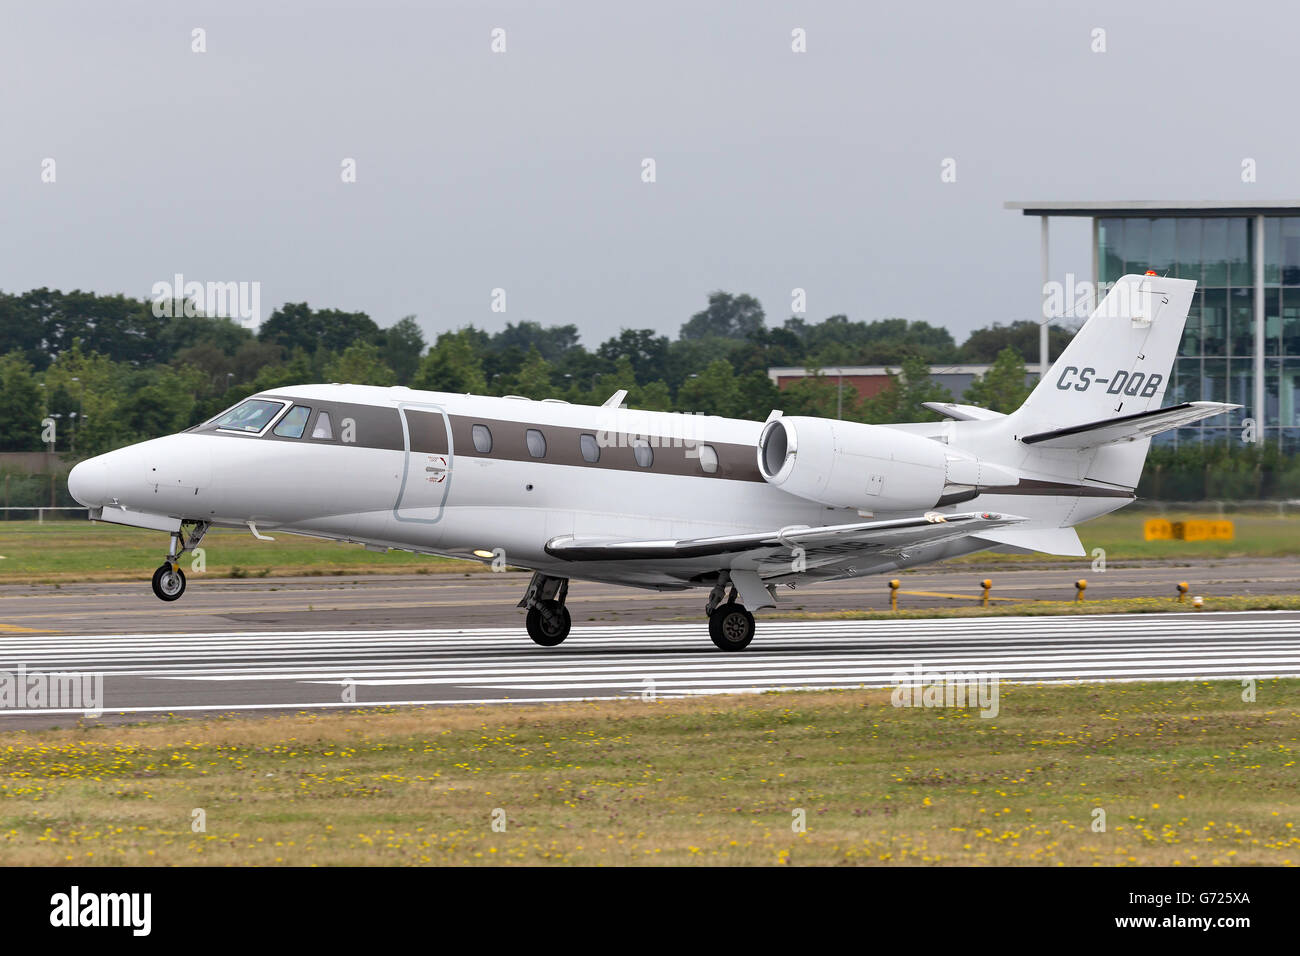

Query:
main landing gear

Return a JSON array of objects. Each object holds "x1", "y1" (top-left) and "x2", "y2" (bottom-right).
[
  {"x1": 150, "y1": 521, "x2": 209, "y2": 603},
  {"x1": 705, "y1": 575, "x2": 756, "y2": 651},
  {"x1": 518, "y1": 572, "x2": 572, "y2": 646}
]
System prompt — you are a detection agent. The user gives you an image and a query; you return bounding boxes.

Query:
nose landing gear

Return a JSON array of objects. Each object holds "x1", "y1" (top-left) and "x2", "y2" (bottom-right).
[
  {"x1": 150, "y1": 521, "x2": 209, "y2": 603},
  {"x1": 152, "y1": 562, "x2": 186, "y2": 601},
  {"x1": 518, "y1": 572, "x2": 571, "y2": 646}
]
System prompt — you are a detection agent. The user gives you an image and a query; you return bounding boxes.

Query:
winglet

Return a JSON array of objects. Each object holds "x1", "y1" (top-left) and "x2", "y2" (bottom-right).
[{"x1": 601, "y1": 389, "x2": 628, "y2": 408}]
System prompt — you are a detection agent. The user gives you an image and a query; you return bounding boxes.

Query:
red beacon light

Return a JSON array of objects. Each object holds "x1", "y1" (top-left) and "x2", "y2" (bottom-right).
[{"x1": 1145, "y1": 270, "x2": 1157, "y2": 275}]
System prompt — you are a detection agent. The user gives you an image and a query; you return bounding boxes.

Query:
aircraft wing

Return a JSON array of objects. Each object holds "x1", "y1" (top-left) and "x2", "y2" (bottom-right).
[
  {"x1": 1021, "y1": 401, "x2": 1239, "y2": 448},
  {"x1": 544, "y1": 511, "x2": 1026, "y2": 562}
]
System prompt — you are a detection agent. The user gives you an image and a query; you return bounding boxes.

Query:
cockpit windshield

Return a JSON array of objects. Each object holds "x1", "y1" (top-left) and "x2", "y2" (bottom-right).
[{"x1": 213, "y1": 399, "x2": 286, "y2": 434}]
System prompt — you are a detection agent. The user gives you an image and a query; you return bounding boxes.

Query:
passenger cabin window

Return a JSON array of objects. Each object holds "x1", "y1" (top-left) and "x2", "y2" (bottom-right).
[
  {"x1": 214, "y1": 399, "x2": 285, "y2": 434},
  {"x1": 272, "y1": 405, "x2": 312, "y2": 439},
  {"x1": 697, "y1": 443, "x2": 719, "y2": 474},
  {"x1": 311, "y1": 411, "x2": 334, "y2": 440},
  {"x1": 579, "y1": 433, "x2": 600, "y2": 463},
  {"x1": 631, "y1": 436, "x2": 653, "y2": 468},
  {"x1": 526, "y1": 428, "x2": 546, "y2": 458},
  {"x1": 472, "y1": 424, "x2": 493, "y2": 454}
]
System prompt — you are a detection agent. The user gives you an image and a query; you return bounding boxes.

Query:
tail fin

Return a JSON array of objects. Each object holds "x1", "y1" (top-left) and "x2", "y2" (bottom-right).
[
  {"x1": 1014, "y1": 274, "x2": 1196, "y2": 431},
  {"x1": 1010, "y1": 274, "x2": 1198, "y2": 491}
]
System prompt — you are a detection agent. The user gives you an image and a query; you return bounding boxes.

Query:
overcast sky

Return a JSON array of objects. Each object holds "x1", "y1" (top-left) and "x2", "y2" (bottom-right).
[{"x1": 3, "y1": 0, "x2": 1297, "y2": 348}]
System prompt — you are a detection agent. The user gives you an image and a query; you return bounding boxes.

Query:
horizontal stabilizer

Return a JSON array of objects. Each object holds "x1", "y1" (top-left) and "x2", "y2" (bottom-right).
[
  {"x1": 972, "y1": 526, "x2": 1085, "y2": 557},
  {"x1": 922, "y1": 402, "x2": 1007, "y2": 422},
  {"x1": 1020, "y1": 401, "x2": 1239, "y2": 449}
]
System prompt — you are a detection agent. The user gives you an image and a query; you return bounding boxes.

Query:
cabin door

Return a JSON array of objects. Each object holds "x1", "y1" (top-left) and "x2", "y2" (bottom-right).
[{"x1": 394, "y1": 403, "x2": 453, "y2": 525}]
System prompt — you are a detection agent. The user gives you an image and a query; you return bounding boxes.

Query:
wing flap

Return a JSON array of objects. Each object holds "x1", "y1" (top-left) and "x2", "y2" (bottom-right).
[
  {"x1": 1021, "y1": 401, "x2": 1239, "y2": 449},
  {"x1": 545, "y1": 511, "x2": 1026, "y2": 562}
]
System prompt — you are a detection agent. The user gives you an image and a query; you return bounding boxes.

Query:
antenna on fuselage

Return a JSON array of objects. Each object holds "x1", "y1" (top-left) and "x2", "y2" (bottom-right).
[{"x1": 601, "y1": 389, "x2": 628, "y2": 408}]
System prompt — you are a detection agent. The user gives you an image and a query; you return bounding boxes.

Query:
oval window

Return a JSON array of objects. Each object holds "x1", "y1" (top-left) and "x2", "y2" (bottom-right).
[
  {"x1": 526, "y1": 428, "x2": 547, "y2": 458},
  {"x1": 579, "y1": 433, "x2": 600, "y2": 463},
  {"x1": 472, "y1": 423, "x2": 493, "y2": 454},
  {"x1": 631, "y1": 436, "x2": 653, "y2": 468},
  {"x1": 697, "y1": 443, "x2": 719, "y2": 474}
]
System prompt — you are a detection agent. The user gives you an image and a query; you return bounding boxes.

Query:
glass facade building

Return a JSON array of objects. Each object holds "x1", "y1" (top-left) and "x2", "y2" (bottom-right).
[{"x1": 1008, "y1": 202, "x2": 1300, "y2": 450}]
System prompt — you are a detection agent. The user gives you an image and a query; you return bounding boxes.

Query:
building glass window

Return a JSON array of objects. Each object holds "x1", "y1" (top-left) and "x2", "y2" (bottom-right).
[
  {"x1": 1098, "y1": 218, "x2": 1124, "y2": 283},
  {"x1": 1282, "y1": 218, "x2": 1300, "y2": 285},
  {"x1": 1149, "y1": 218, "x2": 1176, "y2": 276},
  {"x1": 1227, "y1": 217, "x2": 1252, "y2": 287},
  {"x1": 1122, "y1": 218, "x2": 1150, "y2": 274},
  {"x1": 526, "y1": 428, "x2": 546, "y2": 458},
  {"x1": 579, "y1": 433, "x2": 600, "y2": 463},
  {"x1": 1201, "y1": 289, "x2": 1227, "y2": 356},
  {"x1": 472, "y1": 424, "x2": 493, "y2": 453},
  {"x1": 1230, "y1": 289, "x2": 1253, "y2": 356},
  {"x1": 1203, "y1": 218, "x2": 1228, "y2": 286},
  {"x1": 1175, "y1": 217, "x2": 1202, "y2": 282}
]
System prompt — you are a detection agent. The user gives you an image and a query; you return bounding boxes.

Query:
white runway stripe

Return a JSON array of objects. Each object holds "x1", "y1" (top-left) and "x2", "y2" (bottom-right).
[{"x1": 0, "y1": 612, "x2": 1294, "y2": 718}]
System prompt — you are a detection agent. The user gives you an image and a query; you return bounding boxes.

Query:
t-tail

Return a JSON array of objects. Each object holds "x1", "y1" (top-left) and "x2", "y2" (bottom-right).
[{"x1": 1007, "y1": 273, "x2": 1238, "y2": 490}]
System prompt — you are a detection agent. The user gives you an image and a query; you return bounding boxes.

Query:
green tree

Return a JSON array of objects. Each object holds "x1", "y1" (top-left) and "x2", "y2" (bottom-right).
[
  {"x1": 412, "y1": 328, "x2": 487, "y2": 394},
  {"x1": 499, "y1": 347, "x2": 555, "y2": 399},
  {"x1": 859, "y1": 355, "x2": 952, "y2": 423},
  {"x1": 378, "y1": 316, "x2": 425, "y2": 385},
  {"x1": 962, "y1": 346, "x2": 1033, "y2": 413},
  {"x1": 324, "y1": 341, "x2": 397, "y2": 386},
  {"x1": 675, "y1": 359, "x2": 743, "y2": 417},
  {"x1": 0, "y1": 352, "x2": 43, "y2": 450},
  {"x1": 960, "y1": 320, "x2": 1072, "y2": 363},
  {"x1": 258, "y1": 303, "x2": 381, "y2": 354},
  {"x1": 679, "y1": 292, "x2": 765, "y2": 341}
]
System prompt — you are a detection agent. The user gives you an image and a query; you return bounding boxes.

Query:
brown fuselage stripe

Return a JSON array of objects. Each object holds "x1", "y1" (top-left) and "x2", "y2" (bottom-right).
[{"x1": 194, "y1": 398, "x2": 1134, "y2": 496}]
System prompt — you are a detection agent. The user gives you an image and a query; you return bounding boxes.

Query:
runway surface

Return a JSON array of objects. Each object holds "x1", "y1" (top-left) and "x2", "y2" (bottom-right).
[
  {"x1": 2, "y1": 559, "x2": 1297, "y2": 635},
  {"x1": 0, "y1": 611, "x2": 1297, "y2": 728}
]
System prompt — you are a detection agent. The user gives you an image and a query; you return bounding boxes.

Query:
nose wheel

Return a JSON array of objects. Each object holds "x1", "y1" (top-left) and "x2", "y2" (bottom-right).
[
  {"x1": 152, "y1": 563, "x2": 186, "y2": 601},
  {"x1": 148, "y1": 521, "x2": 208, "y2": 602}
]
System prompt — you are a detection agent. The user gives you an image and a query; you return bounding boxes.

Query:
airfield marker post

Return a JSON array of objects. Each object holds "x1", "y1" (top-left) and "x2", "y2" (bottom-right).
[
  {"x1": 889, "y1": 579, "x2": 900, "y2": 612},
  {"x1": 1074, "y1": 579, "x2": 1087, "y2": 602},
  {"x1": 980, "y1": 578, "x2": 992, "y2": 607}
]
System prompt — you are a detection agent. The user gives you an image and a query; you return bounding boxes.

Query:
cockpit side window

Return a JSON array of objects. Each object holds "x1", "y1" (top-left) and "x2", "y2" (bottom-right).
[
  {"x1": 214, "y1": 399, "x2": 286, "y2": 434},
  {"x1": 311, "y1": 410, "x2": 334, "y2": 440},
  {"x1": 272, "y1": 405, "x2": 312, "y2": 439}
]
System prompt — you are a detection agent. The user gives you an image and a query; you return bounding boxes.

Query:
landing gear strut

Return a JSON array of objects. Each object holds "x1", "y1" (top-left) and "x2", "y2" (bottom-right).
[
  {"x1": 151, "y1": 521, "x2": 208, "y2": 603},
  {"x1": 518, "y1": 572, "x2": 571, "y2": 646}
]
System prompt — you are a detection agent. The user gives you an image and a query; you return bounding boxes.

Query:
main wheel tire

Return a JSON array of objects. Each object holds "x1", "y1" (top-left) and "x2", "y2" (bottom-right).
[
  {"x1": 151, "y1": 563, "x2": 186, "y2": 602},
  {"x1": 708, "y1": 602, "x2": 755, "y2": 651},
  {"x1": 526, "y1": 599, "x2": 571, "y2": 646}
]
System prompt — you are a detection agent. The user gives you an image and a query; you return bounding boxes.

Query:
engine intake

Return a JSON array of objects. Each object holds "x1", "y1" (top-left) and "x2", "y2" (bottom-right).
[{"x1": 757, "y1": 416, "x2": 1015, "y2": 514}]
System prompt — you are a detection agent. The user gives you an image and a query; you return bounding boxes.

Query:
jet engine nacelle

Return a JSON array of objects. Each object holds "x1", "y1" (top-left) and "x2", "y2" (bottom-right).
[{"x1": 756, "y1": 415, "x2": 1016, "y2": 514}]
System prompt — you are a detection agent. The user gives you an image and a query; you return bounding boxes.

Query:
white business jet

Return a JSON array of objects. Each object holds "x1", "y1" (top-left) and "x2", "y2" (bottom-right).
[{"x1": 68, "y1": 274, "x2": 1234, "y2": 650}]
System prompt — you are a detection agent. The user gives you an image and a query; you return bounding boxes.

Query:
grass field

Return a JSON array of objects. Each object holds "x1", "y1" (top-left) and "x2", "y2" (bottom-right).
[
  {"x1": 1, "y1": 511, "x2": 1298, "y2": 583},
  {"x1": 0, "y1": 680, "x2": 1296, "y2": 865},
  {"x1": 0, "y1": 520, "x2": 476, "y2": 582}
]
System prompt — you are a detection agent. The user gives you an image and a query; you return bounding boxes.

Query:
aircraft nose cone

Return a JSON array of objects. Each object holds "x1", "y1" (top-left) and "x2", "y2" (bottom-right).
[{"x1": 67, "y1": 457, "x2": 109, "y2": 507}]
